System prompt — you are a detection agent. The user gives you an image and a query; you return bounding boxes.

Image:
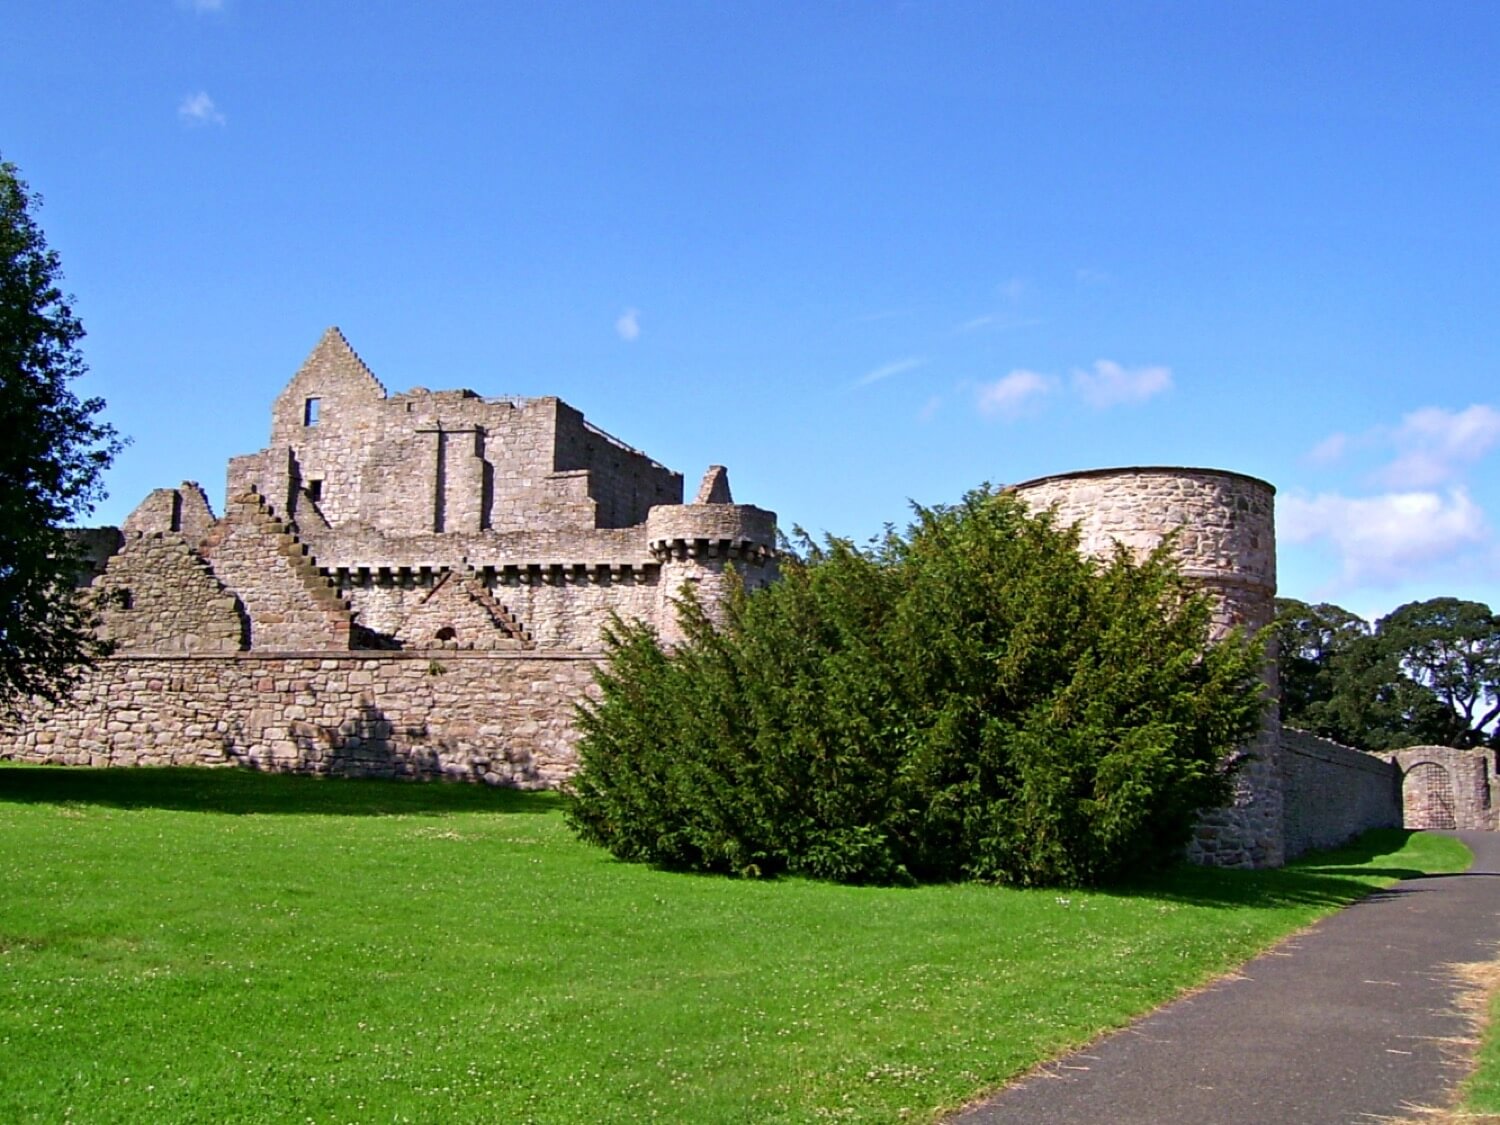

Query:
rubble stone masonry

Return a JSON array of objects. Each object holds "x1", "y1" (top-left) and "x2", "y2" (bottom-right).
[{"x1": 5, "y1": 652, "x2": 594, "y2": 787}]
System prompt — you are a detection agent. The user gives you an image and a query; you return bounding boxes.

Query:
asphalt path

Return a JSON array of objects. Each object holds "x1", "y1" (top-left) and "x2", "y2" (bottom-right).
[{"x1": 950, "y1": 831, "x2": 1500, "y2": 1125}]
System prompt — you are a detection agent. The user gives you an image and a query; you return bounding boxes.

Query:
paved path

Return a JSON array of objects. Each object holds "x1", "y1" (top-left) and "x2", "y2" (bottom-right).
[{"x1": 951, "y1": 832, "x2": 1500, "y2": 1125}]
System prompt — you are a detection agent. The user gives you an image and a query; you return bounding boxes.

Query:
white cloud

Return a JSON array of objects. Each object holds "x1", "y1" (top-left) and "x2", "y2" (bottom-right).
[
  {"x1": 917, "y1": 394, "x2": 943, "y2": 422},
  {"x1": 179, "y1": 0, "x2": 224, "y2": 10},
  {"x1": 1075, "y1": 267, "x2": 1110, "y2": 286},
  {"x1": 855, "y1": 356, "x2": 927, "y2": 387},
  {"x1": 1279, "y1": 488, "x2": 1489, "y2": 585},
  {"x1": 1377, "y1": 404, "x2": 1500, "y2": 487},
  {"x1": 998, "y1": 277, "x2": 1026, "y2": 302},
  {"x1": 976, "y1": 369, "x2": 1057, "y2": 420},
  {"x1": 1071, "y1": 359, "x2": 1172, "y2": 409},
  {"x1": 177, "y1": 91, "x2": 225, "y2": 126},
  {"x1": 614, "y1": 308, "x2": 640, "y2": 342}
]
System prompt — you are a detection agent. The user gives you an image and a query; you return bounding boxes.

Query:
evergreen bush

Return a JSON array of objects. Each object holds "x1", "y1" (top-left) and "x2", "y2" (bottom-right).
[{"x1": 565, "y1": 487, "x2": 1266, "y2": 887}]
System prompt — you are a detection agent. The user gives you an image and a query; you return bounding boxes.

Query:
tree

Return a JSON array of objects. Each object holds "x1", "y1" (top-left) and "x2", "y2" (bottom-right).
[
  {"x1": 566, "y1": 488, "x2": 1267, "y2": 888},
  {"x1": 1377, "y1": 598, "x2": 1500, "y2": 748},
  {"x1": 0, "y1": 156, "x2": 122, "y2": 713},
  {"x1": 1271, "y1": 598, "x2": 1371, "y2": 720},
  {"x1": 1272, "y1": 596, "x2": 1500, "y2": 750}
]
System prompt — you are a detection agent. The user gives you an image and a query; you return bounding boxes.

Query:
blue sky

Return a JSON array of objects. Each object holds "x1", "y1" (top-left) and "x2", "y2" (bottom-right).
[{"x1": 5, "y1": 1, "x2": 1499, "y2": 621}]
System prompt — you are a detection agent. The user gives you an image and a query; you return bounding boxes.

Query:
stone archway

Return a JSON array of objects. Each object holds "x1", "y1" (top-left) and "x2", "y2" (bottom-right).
[{"x1": 1403, "y1": 761, "x2": 1458, "y2": 830}]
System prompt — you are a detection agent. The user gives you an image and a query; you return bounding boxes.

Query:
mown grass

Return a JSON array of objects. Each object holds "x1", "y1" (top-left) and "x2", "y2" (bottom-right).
[
  {"x1": 0, "y1": 764, "x2": 1471, "y2": 1124},
  {"x1": 1456, "y1": 974, "x2": 1500, "y2": 1118}
]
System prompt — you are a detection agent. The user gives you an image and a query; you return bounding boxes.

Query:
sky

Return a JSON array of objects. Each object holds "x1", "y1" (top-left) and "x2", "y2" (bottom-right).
[{"x1": 4, "y1": 1, "x2": 1498, "y2": 622}]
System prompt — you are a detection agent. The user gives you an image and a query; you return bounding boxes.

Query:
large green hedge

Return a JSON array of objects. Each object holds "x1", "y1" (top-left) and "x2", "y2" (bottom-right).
[{"x1": 565, "y1": 488, "x2": 1267, "y2": 887}]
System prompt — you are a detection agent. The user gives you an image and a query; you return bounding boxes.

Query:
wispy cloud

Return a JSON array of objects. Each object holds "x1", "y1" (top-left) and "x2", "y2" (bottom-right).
[
  {"x1": 975, "y1": 370, "x2": 1057, "y2": 420},
  {"x1": 1377, "y1": 404, "x2": 1500, "y2": 487},
  {"x1": 1280, "y1": 488, "x2": 1489, "y2": 586},
  {"x1": 1071, "y1": 359, "x2": 1172, "y2": 409},
  {"x1": 856, "y1": 356, "x2": 928, "y2": 387},
  {"x1": 614, "y1": 308, "x2": 640, "y2": 342},
  {"x1": 177, "y1": 91, "x2": 225, "y2": 126},
  {"x1": 955, "y1": 277, "x2": 1035, "y2": 333},
  {"x1": 957, "y1": 313, "x2": 1000, "y2": 332},
  {"x1": 953, "y1": 312, "x2": 1043, "y2": 335},
  {"x1": 1306, "y1": 432, "x2": 1349, "y2": 465},
  {"x1": 179, "y1": 0, "x2": 224, "y2": 10},
  {"x1": 1075, "y1": 267, "x2": 1110, "y2": 286}
]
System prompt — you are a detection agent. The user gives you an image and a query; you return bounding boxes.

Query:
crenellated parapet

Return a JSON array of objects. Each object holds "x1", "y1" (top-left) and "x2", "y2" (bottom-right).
[{"x1": 645, "y1": 502, "x2": 778, "y2": 566}]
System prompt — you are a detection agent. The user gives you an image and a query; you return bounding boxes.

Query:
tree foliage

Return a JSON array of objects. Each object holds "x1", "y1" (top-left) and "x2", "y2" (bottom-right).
[
  {"x1": 0, "y1": 156, "x2": 122, "y2": 713},
  {"x1": 567, "y1": 488, "x2": 1267, "y2": 888},
  {"x1": 1273, "y1": 596, "x2": 1500, "y2": 750}
]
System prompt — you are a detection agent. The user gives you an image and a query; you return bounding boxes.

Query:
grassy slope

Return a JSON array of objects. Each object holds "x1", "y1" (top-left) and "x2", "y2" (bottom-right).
[{"x1": 0, "y1": 765, "x2": 1471, "y2": 1124}]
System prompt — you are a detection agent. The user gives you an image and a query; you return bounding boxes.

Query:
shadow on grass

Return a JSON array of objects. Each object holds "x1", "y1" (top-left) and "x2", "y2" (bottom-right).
[
  {"x1": 0, "y1": 763, "x2": 561, "y2": 817},
  {"x1": 1116, "y1": 829, "x2": 1458, "y2": 912}
]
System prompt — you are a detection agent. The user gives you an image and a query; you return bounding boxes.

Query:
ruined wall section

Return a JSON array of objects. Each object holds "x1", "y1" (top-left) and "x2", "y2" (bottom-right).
[
  {"x1": 553, "y1": 402, "x2": 683, "y2": 528},
  {"x1": 0, "y1": 652, "x2": 594, "y2": 788},
  {"x1": 1012, "y1": 467, "x2": 1282, "y2": 868},
  {"x1": 90, "y1": 532, "x2": 245, "y2": 654},
  {"x1": 199, "y1": 491, "x2": 352, "y2": 651},
  {"x1": 1388, "y1": 746, "x2": 1498, "y2": 831},
  {"x1": 63, "y1": 527, "x2": 124, "y2": 586},
  {"x1": 236, "y1": 329, "x2": 687, "y2": 545},
  {"x1": 1279, "y1": 728, "x2": 1400, "y2": 858},
  {"x1": 122, "y1": 482, "x2": 217, "y2": 544}
]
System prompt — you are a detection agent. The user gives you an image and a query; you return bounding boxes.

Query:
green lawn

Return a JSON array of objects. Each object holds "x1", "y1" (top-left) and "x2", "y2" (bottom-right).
[
  {"x1": 1456, "y1": 971, "x2": 1500, "y2": 1118},
  {"x1": 0, "y1": 764, "x2": 1471, "y2": 1124}
]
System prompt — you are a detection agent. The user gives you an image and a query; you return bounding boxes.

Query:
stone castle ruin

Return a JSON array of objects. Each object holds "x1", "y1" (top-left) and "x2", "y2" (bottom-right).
[{"x1": 1, "y1": 328, "x2": 1493, "y2": 864}]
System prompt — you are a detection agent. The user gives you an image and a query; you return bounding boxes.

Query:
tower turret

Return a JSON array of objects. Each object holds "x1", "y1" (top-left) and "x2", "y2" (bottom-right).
[
  {"x1": 1011, "y1": 466, "x2": 1280, "y2": 868},
  {"x1": 646, "y1": 467, "x2": 776, "y2": 645}
]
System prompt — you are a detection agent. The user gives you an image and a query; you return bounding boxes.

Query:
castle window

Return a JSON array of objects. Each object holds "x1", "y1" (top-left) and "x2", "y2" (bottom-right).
[
  {"x1": 307, "y1": 478, "x2": 323, "y2": 502},
  {"x1": 304, "y1": 397, "x2": 321, "y2": 426},
  {"x1": 435, "y1": 626, "x2": 457, "y2": 642}
]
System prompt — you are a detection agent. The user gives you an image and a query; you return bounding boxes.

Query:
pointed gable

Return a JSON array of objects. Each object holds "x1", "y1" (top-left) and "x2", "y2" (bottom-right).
[
  {"x1": 269, "y1": 327, "x2": 387, "y2": 446},
  {"x1": 294, "y1": 327, "x2": 387, "y2": 397}
]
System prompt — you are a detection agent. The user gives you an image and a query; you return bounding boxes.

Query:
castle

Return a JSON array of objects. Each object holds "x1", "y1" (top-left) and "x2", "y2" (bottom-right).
[{"x1": 1, "y1": 329, "x2": 1489, "y2": 865}]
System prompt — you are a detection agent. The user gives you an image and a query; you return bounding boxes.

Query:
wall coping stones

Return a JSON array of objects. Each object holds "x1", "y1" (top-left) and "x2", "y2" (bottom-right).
[{"x1": 1010, "y1": 464, "x2": 1276, "y2": 494}]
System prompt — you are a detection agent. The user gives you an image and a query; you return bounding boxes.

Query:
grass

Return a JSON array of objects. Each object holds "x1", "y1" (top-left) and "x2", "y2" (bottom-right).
[
  {"x1": 1454, "y1": 967, "x2": 1500, "y2": 1120},
  {"x1": 0, "y1": 764, "x2": 1472, "y2": 1124}
]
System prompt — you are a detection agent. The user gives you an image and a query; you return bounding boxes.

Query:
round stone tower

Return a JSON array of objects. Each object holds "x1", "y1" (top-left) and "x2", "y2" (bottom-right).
[
  {"x1": 1010, "y1": 466, "x2": 1281, "y2": 867},
  {"x1": 646, "y1": 495, "x2": 777, "y2": 646}
]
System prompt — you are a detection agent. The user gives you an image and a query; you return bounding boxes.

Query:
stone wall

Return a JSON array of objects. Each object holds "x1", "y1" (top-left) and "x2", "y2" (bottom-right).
[
  {"x1": 1389, "y1": 746, "x2": 1499, "y2": 831},
  {"x1": 247, "y1": 328, "x2": 682, "y2": 539},
  {"x1": 91, "y1": 532, "x2": 245, "y2": 654},
  {"x1": 1011, "y1": 466, "x2": 1283, "y2": 868},
  {"x1": 198, "y1": 491, "x2": 352, "y2": 651},
  {"x1": 1, "y1": 651, "x2": 597, "y2": 788},
  {"x1": 1279, "y1": 728, "x2": 1401, "y2": 858}
]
